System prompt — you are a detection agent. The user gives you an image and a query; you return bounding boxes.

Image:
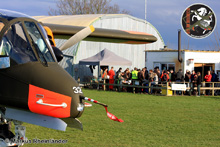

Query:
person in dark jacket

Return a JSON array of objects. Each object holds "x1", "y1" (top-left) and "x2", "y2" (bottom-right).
[
  {"x1": 144, "y1": 67, "x2": 149, "y2": 81},
  {"x1": 185, "y1": 70, "x2": 191, "y2": 82},
  {"x1": 197, "y1": 72, "x2": 201, "y2": 97},
  {"x1": 176, "y1": 69, "x2": 184, "y2": 81},
  {"x1": 211, "y1": 70, "x2": 218, "y2": 82},
  {"x1": 169, "y1": 69, "x2": 176, "y2": 82},
  {"x1": 211, "y1": 70, "x2": 218, "y2": 95},
  {"x1": 190, "y1": 70, "x2": 196, "y2": 96},
  {"x1": 175, "y1": 69, "x2": 184, "y2": 95},
  {"x1": 138, "y1": 69, "x2": 145, "y2": 93},
  {"x1": 185, "y1": 70, "x2": 191, "y2": 95}
]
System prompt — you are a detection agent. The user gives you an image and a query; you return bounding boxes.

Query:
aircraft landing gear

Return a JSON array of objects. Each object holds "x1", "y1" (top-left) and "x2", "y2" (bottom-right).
[
  {"x1": 0, "y1": 107, "x2": 26, "y2": 147},
  {"x1": 0, "y1": 123, "x2": 16, "y2": 146}
]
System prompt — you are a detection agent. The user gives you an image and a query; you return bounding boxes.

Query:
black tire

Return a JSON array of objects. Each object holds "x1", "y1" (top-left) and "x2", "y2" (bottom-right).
[{"x1": 0, "y1": 124, "x2": 18, "y2": 147}]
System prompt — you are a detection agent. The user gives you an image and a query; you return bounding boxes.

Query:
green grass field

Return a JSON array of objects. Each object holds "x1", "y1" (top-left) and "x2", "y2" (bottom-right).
[{"x1": 21, "y1": 89, "x2": 220, "y2": 147}]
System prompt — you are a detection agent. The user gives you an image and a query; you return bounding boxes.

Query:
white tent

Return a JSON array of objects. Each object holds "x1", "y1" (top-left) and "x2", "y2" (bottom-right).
[
  {"x1": 79, "y1": 48, "x2": 132, "y2": 66},
  {"x1": 79, "y1": 48, "x2": 132, "y2": 78}
]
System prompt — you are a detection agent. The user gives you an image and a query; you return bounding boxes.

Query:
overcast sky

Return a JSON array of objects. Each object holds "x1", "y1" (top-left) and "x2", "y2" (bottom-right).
[{"x1": 1, "y1": 0, "x2": 219, "y2": 50}]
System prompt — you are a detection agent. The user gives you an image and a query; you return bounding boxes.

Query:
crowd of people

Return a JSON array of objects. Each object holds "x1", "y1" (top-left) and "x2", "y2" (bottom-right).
[{"x1": 100, "y1": 66, "x2": 220, "y2": 96}]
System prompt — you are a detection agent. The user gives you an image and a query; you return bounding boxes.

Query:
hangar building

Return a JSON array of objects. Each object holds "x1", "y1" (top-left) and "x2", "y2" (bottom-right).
[{"x1": 36, "y1": 14, "x2": 165, "y2": 81}]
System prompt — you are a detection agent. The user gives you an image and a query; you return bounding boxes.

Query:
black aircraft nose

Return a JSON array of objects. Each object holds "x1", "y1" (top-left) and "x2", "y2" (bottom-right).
[
  {"x1": 4, "y1": 62, "x2": 84, "y2": 118},
  {"x1": 29, "y1": 62, "x2": 85, "y2": 118}
]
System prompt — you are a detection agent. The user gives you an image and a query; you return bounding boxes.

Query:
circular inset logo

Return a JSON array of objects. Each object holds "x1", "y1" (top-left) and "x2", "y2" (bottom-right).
[{"x1": 181, "y1": 3, "x2": 216, "y2": 39}]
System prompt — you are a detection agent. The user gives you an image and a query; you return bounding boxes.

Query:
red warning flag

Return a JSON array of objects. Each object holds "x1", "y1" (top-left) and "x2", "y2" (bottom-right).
[{"x1": 104, "y1": 107, "x2": 124, "y2": 122}]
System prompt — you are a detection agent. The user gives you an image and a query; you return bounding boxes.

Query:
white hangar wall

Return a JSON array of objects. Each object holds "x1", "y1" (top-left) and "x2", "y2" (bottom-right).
[
  {"x1": 76, "y1": 15, "x2": 164, "y2": 67},
  {"x1": 72, "y1": 15, "x2": 164, "y2": 81}
]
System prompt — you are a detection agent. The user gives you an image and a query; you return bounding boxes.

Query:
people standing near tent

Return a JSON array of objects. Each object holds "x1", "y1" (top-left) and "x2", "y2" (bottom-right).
[
  {"x1": 148, "y1": 69, "x2": 154, "y2": 82},
  {"x1": 138, "y1": 68, "x2": 145, "y2": 93},
  {"x1": 148, "y1": 69, "x2": 155, "y2": 94},
  {"x1": 132, "y1": 67, "x2": 138, "y2": 81},
  {"x1": 108, "y1": 66, "x2": 115, "y2": 90},
  {"x1": 125, "y1": 69, "x2": 132, "y2": 81},
  {"x1": 115, "y1": 68, "x2": 122, "y2": 81},
  {"x1": 144, "y1": 67, "x2": 149, "y2": 81},
  {"x1": 102, "y1": 68, "x2": 108, "y2": 90},
  {"x1": 132, "y1": 67, "x2": 138, "y2": 93},
  {"x1": 115, "y1": 67, "x2": 123, "y2": 91},
  {"x1": 102, "y1": 68, "x2": 108, "y2": 79}
]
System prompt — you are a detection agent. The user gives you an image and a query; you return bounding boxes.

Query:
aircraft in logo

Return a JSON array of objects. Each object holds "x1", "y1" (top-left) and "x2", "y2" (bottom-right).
[{"x1": 190, "y1": 8, "x2": 214, "y2": 34}]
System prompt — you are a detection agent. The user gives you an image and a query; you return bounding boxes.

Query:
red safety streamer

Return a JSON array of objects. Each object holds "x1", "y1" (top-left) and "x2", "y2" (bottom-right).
[
  {"x1": 104, "y1": 106, "x2": 124, "y2": 122},
  {"x1": 83, "y1": 97, "x2": 123, "y2": 122}
]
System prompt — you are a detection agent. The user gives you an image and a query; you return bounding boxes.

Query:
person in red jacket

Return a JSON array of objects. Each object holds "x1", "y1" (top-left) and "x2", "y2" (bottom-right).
[
  {"x1": 204, "y1": 70, "x2": 212, "y2": 95},
  {"x1": 108, "y1": 66, "x2": 115, "y2": 90}
]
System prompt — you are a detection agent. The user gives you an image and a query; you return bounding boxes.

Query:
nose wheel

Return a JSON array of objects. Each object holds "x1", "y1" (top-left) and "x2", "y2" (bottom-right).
[
  {"x1": 0, "y1": 123, "x2": 17, "y2": 146},
  {"x1": 0, "y1": 107, "x2": 26, "y2": 147}
]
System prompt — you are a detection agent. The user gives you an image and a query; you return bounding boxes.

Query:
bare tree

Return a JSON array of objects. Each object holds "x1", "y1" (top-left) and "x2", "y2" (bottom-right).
[
  {"x1": 49, "y1": 0, "x2": 130, "y2": 15},
  {"x1": 209, "y1": 28, "x2": 220, "y2": 51}
]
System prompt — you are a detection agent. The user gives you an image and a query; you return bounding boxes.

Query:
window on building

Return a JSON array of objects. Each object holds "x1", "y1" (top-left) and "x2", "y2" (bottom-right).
[{"x1": 154, "y1": 62, "x2": 175, "y2": 72}]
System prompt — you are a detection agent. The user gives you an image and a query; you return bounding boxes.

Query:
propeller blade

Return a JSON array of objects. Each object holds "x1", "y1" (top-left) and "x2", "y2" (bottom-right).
[{"x1": 59, "y1": 25, "x2": 95, "y2": 51}]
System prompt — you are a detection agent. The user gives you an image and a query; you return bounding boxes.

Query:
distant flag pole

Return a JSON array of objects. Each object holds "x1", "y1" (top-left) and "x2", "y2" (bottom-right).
[
  {"x1": 81, "y1": 96, "x2": 124, "y2": 122},
  {"x1": 145, "y1": 0, "x2": 148, "y2": 50},
  {"x1": 145, "y1": 0, "x2": 147, "y2": 21}
]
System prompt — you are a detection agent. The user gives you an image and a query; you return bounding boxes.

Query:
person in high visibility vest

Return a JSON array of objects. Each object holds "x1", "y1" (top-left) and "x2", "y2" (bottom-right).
[
  {"x1": 132, "y1": 67, "x2": 138, "y2": 93},
  {"x1": 132, "y1": 67, "x2": 138, "y2": 80}
]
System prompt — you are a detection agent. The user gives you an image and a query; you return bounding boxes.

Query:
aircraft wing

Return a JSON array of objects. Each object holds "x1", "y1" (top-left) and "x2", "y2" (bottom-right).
[{"x1": 44, "y1": 23, "x2": 157, "y2": 44}]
